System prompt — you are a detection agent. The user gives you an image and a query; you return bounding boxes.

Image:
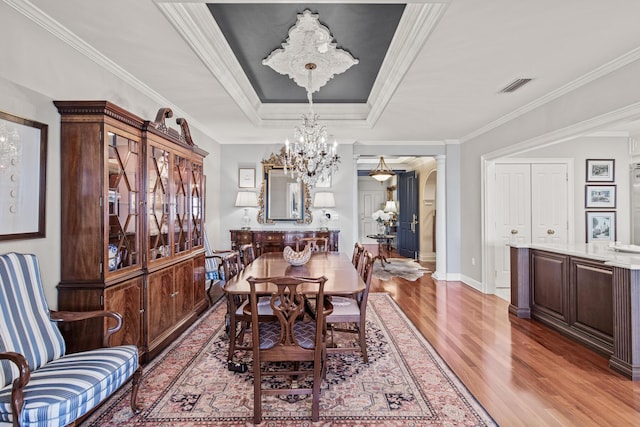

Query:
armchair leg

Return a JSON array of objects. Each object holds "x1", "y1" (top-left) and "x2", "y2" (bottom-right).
[{"x1": 130, "y1": 366, "x2": 143, "y2": 414}]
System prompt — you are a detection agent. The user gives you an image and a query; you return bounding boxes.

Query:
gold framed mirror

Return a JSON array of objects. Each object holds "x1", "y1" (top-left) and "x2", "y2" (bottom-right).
[{"x1": 257, "y1": 148, "x2": 312, "y2": 224}]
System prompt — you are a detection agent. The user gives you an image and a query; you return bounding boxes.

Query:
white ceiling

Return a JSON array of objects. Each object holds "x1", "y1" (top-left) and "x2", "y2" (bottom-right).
[{"x1": 19, "y1": 0, "x2": 640, "y2": 146}]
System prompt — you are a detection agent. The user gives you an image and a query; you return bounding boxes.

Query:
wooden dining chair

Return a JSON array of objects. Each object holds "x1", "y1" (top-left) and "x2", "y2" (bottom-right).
[
  {"x1": 245, "y1": 275, "x2": 332, "y2": 424},
  {"x1": 295, "y1": 236, "x2": 329, "y2": 252},
  {"x1": 351, "y1": 242, "x2": 365, "y2": 274},
  {"x1": 325, "y1": 251, "x2": 375, "y2": 363},
  {"x1": 221, "y1": 251, "x2": 250, "y2": 360},
  {"x1": 239, "y1": 243, "x2": 256, "y2": 266}
]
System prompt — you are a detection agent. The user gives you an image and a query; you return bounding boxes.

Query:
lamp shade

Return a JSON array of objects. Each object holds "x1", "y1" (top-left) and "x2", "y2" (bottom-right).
[
  {"x1": 384, "y1": 200, "x2": 398, "y2": 213},
  {"x1": 369, "y1": 156, "x2": 395, "y2": 182},
  {"x1": 313, "y1": 192, "x2": 335, "y2": 208},
  {"x1": 235, "y1": 191, "x2": 258, "y2": 207}
]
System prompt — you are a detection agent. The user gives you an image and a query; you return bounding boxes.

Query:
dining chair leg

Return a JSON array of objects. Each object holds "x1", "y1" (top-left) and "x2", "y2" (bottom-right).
[
  {"x1": 359, "y1": 318, "x2": 368, "y2": 363},
  {"x1": 254, "y1": 362, "x2": 262, "y2": 425}
]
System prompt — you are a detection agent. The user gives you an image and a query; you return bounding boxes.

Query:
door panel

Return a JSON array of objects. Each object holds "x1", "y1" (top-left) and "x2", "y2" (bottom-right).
[
  {"x1": 495, "y1": 164, "x2": 531, "y2": 288},
  {"x1": 398, "y1": 171, "x2": 419, "y2": 258},
  {"x1": 531, "y1": 164, "x2": 568, "y2": 244},
  {"x1": 359, "y1": 190, "x2": 385, "y2": 242}
]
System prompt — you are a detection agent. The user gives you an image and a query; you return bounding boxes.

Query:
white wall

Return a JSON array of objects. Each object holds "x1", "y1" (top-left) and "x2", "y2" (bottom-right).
[
  {"x1": 461, "y1": 57, "x2": 640, "y2": 284},
  {"x1": 515, "y1": 135, "x2": 630, "y2": 243},
  {"x1": 0, "y1": 3, "x2": 221, "y2": 308},
  {"x1": 217, "y1": 143, "x2": 357, "y2": 255}
]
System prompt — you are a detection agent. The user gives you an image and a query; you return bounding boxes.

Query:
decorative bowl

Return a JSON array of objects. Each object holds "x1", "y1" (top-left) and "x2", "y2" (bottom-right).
[{"x1": 283, "y1": 245, "x2": 312, "y2": 266}]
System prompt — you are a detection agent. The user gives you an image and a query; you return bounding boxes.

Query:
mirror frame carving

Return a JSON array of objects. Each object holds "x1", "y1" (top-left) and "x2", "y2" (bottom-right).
[{"x1": 257, "y1": 148, "x2": 312, "y2": 225}]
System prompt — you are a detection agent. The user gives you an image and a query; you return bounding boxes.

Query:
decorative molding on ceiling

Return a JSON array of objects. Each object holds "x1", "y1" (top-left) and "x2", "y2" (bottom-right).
[
  {"x1": 262, "y1": 9, "x2": 359, "y2": 95},
  {"x1": 462, "y1": 44, "x2": 640, "y2": 143},
  {"x1": 4, "y1": 0, "x2": 211, "y2": 139},
  {"x1": 156, "y1": 1, "x2": 449, "y2": 128}
]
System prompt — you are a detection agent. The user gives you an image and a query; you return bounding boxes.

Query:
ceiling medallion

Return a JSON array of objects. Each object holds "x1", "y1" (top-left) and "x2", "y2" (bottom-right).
[
  {"x1": 262, "y1": 9, "x2": 359, "y2": 93},
  {"x1": 264, "y1": 9, "x2": 357, "y2": 188}
]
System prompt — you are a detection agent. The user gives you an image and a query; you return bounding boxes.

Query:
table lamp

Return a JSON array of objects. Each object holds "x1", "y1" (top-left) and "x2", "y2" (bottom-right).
[
  {"x1": 235, "y1": 191, "x2": 258, "y2": 230},
  {"x1": 384, "y1": 200, "x2": 398, "y2": 225},
  {"x1": 313, "y1": 192, "x2": 335, "y2": 231}
]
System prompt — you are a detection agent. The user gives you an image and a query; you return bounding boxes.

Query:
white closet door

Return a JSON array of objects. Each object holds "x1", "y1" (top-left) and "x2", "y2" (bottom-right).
[
  {"x1": 494, "y1": 164, "x2": 532, "y2": 289},
  {"x1": 531, "y1": 163, "x2": 568, "y2": 244}
]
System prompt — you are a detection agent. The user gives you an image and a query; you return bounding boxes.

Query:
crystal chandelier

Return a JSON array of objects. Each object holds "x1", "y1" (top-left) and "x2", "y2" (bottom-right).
[
  {"x1": 262, "y1": 9, "x2": 358, "y2": 188},
  {"x1": 283, "y1": 63, "x2": 340, "y2": 188}
]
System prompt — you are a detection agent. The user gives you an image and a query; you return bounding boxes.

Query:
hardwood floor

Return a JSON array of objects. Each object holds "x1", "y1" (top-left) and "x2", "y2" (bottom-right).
[{"x1": 367, "y1": 245, "x2": 640, "y2": 427}]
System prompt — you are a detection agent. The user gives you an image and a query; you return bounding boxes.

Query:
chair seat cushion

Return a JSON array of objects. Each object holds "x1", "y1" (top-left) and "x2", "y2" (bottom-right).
[
  {"x1": 0, "y1": 345, "x2": 138, "y2": 427},
  {"x1": 259, "y1": 322, "x2": 317, "y2": 350},
  {"x1": 326, "y1": 296, "x2": 361, "y2": 321}
]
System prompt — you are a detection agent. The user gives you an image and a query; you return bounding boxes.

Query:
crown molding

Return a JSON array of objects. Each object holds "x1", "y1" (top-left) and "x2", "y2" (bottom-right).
[
  {"x1": 5, "y1": 0, "x2": 212, "y2": 138},
  {"x1": 157, "y1": 1, "x2": 449, "y2": 127},
  {"x1": 366, "y1": 2, "x2": 449, "y2": 127},
  {"x1": 462, "y1": 45, "x2": 640, "y2": 143}
]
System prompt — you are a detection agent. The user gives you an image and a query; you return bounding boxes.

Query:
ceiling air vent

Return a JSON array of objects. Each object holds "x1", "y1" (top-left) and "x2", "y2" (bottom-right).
[{"x1": 499, "y1": 78, "x2": 533, "y2": 93}]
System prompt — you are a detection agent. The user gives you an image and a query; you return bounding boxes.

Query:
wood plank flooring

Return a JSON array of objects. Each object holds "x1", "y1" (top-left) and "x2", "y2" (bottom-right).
[{"x1": 367, "y1": 245, "x2": 640, "y2": 427}]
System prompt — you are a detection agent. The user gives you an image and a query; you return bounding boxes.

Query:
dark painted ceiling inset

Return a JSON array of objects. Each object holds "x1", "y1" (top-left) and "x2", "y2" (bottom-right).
[{"x1": 207, "y1": 3, "x2": 405, "y2": 104}]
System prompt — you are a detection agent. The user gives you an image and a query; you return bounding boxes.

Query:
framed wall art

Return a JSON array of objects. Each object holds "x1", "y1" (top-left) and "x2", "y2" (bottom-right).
[
  {"x1": 585, "y1": 211, "x2": 616, "y2": 243},
  {"x1": 238, "y1": 167, "x2": 255, "y2": 188},
  {"x1": 0, "y1": 110, "x2": 47, "y2": 241},
  {"x1": 586, "y1": 159, "x2": 615, "y2": 182},
  {"x1": 585, "y1": 184, "x2": 616, "y2": 209}
]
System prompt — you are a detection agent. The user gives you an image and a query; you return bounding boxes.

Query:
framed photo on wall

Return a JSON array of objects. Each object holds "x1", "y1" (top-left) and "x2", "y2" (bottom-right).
[
  {"x1": 585, "y1": 184, "x2": 616, "y2": 208},
  {"x1": 0, "y1": 110, "x2": 48, "y2": 241},
  {"x1": 585, "y1": 211, "x2": 616, "y2": 242},
  {"x1": 238, "y1": 168, "x2": 255, "y2": 188},
  {"x1": 586, "y1": 159, "x2": 615, "y2": 182}
]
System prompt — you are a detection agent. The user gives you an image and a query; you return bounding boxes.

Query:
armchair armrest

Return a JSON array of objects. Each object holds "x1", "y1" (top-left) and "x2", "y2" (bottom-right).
[
  {"x1": 0, "y1": 351, "x2": 30, "y2": 422},
  {"x1": 50, "y1": 310, "x2": 123, "y2": 348}
]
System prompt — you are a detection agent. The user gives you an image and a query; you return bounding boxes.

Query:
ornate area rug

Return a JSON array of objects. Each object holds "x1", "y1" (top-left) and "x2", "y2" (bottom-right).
[
  {"x1": 373, "y1": 258, "x2": 431, "y2": 281},
  {"x1": 81, "y1": 294, "x2": 495, "y2": 427}
]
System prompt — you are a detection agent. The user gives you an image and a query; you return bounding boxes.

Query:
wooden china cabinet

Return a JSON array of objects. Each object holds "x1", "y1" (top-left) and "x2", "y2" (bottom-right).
[{"x1": 55, "y1": 101, "x2": 208, "y2": 361}]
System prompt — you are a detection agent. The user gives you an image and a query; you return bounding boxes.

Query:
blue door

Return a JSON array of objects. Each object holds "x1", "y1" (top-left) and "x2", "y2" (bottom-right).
[{"x1": 397, "y1": 171, "x2": 419, "y2": 259}]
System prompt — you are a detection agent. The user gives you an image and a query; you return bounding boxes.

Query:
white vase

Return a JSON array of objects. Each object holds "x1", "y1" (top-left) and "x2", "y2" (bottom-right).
[{"x1": 377, "y1": 222, "x2": 386, "y2": 235}]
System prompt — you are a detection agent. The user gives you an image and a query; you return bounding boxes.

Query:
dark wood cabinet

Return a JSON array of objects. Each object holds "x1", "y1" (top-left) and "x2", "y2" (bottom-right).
[
  {"x1": 230, "y1": 229, "x2": 340, "y2": 255},
  {"x1": 55, "y1": 101, "x2": 208, "y2": 362}
]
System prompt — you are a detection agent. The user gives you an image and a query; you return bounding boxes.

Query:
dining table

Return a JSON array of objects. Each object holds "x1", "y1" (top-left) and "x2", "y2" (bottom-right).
[{"x1": 223, "y1": 251, "x2": 366, "y2": 296}]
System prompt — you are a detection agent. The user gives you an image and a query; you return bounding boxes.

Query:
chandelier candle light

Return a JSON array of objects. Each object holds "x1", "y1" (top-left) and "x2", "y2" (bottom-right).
[{"x1": 263, "y1": 9, "x2": 358, "y2": 188}]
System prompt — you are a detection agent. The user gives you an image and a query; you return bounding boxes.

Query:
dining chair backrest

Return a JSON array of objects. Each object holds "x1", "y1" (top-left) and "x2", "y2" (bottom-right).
[
  {"x1": 357, "y1": 251, "x2": 375, "y2": 308},
  {"x1": 245, "y1": 274, "x2": 330, "y2": 423},
  {"x1": 239, "y1": 243, "x2": 255, "y2": 266},
  {"x1": 221, "y1": 251, "x2": 242, "y2": 281},
  {"x1": 351, "y1": 242, "x2": 365, "y2": 273},
  {"x1": 295, "y1": 237, "x2": 329, "y2": 252}
]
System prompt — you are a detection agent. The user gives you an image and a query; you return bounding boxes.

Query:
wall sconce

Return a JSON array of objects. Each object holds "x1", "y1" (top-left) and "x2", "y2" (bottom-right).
[
  {"x1": 313, "y1": 192, "x2": 335, "y2": 231},
  {"x1": 235, "y1": 191, "x2": 258, "y2": 230}
]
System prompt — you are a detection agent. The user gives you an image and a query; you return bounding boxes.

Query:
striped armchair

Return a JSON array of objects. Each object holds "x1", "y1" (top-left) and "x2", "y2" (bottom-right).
[{"x1": 0, "y1": 253, "x2": 142, "y2": 427}]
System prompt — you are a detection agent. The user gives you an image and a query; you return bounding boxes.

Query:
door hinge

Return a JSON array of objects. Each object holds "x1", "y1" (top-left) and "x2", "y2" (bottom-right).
[
  {"x1": 100, "y1": 295, "x2": 104, "y2": 308},
  {"x1": 99, "y1": 261, "x2": 103, "y2": 274},
  {"x1": 99, "y1": 130, "x2": 103, "y2": 143}
]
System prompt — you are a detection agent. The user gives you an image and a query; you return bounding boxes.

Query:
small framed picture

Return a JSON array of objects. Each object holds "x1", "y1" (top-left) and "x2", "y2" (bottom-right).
[
  {"x1": 586, "y1": 211, "x2": 616, "y2": 242},
  {"x1": 585, "y1": 184, "x2": 616, "y2": 208},
  {"x1": 586, "y1": 159, "x2": 614, "y2": 182},
  {"x1": 238, "y1": 168, "x2": 255, "y2": 188}
]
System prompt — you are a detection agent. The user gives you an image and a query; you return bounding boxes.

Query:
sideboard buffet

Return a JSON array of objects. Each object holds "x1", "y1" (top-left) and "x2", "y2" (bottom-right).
[
  {"x1": 230, "y1": 229, "x2": 339, "y2": 255},
  {"x1": 510, "y1": 242, "x2": 640, "y2": 380},
  {"x1": 55, "y1": 101, "x2": 208, "y2": 362}
]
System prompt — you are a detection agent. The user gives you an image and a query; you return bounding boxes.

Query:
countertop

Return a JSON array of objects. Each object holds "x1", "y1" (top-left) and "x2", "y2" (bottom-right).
[{"x1": 508, "y1": 242, "x2": 640, "y2": 269}]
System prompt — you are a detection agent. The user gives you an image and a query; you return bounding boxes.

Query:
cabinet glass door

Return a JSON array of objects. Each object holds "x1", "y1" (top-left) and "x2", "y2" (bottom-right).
[
  {"x1": 107, "y1": 131, "x2": 140, "y2": 272},
  {"x1": 173, "y1": 154, "x2": 189, "y2": 254},
  {"x1": 191, "y1": 162, "x2": 204, "y2": 248},
  {"x1": 148, "y1": 145, "x2": 170, "y2": 260}
]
